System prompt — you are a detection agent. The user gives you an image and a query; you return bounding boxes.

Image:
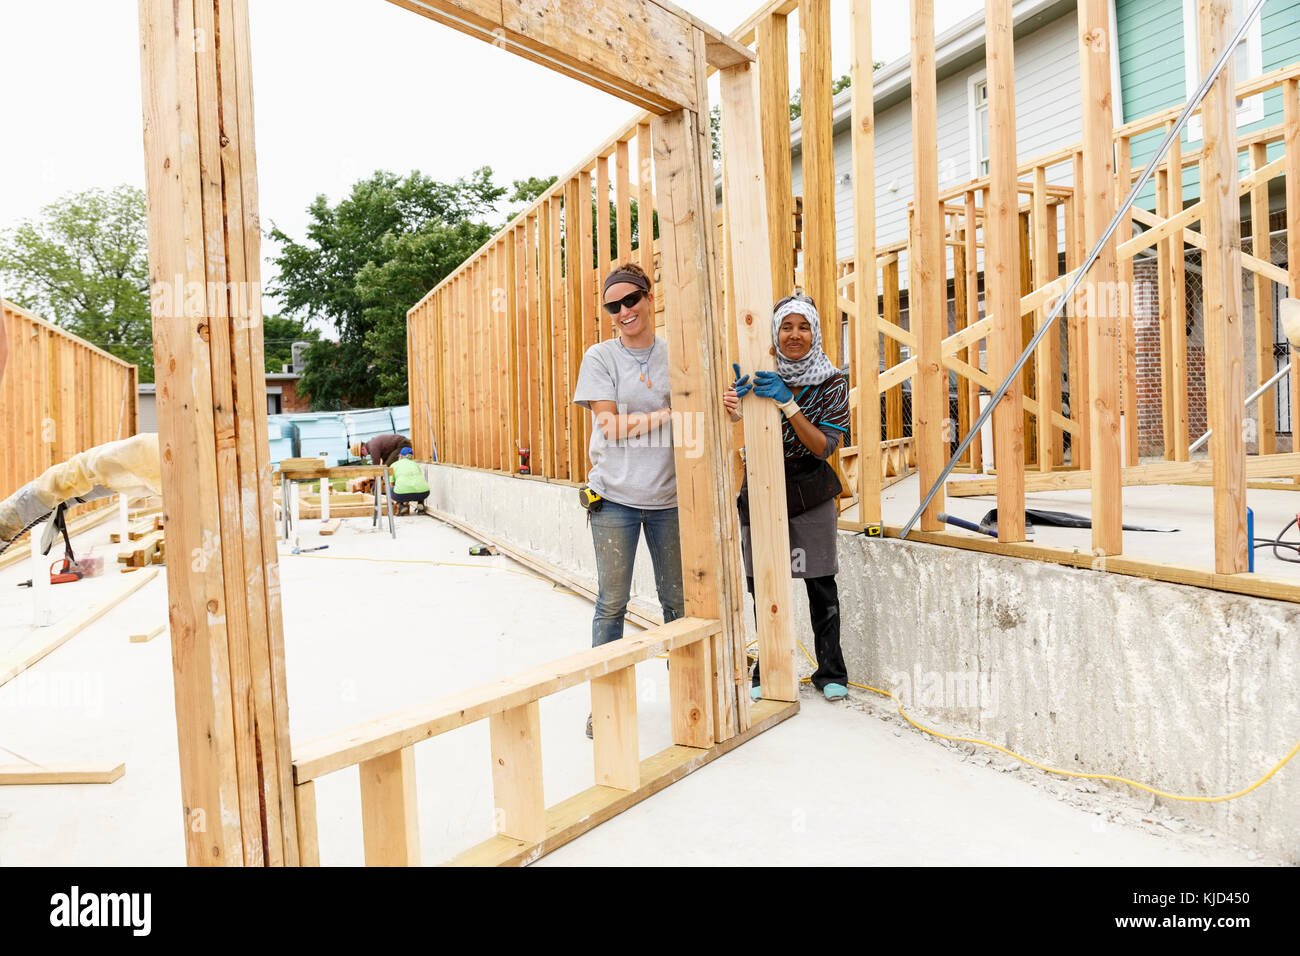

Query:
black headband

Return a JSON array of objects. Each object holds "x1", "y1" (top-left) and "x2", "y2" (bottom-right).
[{"x1": 603, "y1": 269, "x2": 650, "y2": 296}]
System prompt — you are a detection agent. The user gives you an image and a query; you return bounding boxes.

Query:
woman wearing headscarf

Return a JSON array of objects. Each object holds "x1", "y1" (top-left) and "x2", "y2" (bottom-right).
[
  {"x1": 723, "y1": 292, "x2": 850, "y2": 703},
  {"x1": 573, "y1": 261, "x2": 683, "y2": 737}
]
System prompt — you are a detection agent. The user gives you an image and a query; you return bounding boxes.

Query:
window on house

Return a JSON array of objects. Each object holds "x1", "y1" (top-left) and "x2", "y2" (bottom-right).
[
  {"x1": 972, "y1": 79, "x2": 990, "y2": 177},
  {"x1": 1182, "y1": 0, "x2": 1264, "y2": 141},
  {"x1": 267, "y1": 393, "x2": 282, "y2": 415}
]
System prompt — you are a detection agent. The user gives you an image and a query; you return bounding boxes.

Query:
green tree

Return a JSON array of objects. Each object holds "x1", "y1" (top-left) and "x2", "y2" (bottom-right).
[
  {"x1": 268, "y1": 168, "x2": 505, "y2": 410},
  {"x1": 509, "y1": 175, "x2": 558, "y2": 205},
  {"x1": 0, "y1": 185, "x2": 155, "y2": 380}
]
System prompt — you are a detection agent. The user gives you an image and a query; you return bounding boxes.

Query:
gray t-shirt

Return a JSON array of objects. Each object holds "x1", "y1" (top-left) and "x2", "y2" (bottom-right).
[{"x1": 572, "y1": 337, "x2": 676, "y2": 509}]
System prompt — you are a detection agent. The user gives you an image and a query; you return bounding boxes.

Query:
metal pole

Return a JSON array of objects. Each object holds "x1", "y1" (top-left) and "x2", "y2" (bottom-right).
[
  {"x1": 901, "y1": 0, "x2": 1267, "y2": 539},
  {"x1": 1189, "y1": 361, "x2": 1291, "y2": 454}
]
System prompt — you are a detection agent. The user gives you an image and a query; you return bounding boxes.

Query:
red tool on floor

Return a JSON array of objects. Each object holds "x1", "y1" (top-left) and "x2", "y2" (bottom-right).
[{"x1": 50, "y1": 557, "x2": 83, "y2": 584}]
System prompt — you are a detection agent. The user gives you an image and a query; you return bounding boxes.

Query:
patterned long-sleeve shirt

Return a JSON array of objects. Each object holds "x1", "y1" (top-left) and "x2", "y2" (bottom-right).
[{"x1": 781, "y1": 372, "x2": 850, "y2": 461}]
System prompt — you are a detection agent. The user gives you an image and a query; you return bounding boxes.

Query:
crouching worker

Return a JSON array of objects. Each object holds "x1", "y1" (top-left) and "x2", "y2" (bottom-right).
[
  {"x1": 388, "y1": 448, "x2": 429, "y2": 515},
  {"x1": 723, "y1": 292, "x2": 850, "y2": 704}
]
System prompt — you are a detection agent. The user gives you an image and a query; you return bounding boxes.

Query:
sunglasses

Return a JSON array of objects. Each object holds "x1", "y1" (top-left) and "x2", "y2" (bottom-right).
[{"x1": 602, "y1": 290, "x2": 647, "y2": 315}]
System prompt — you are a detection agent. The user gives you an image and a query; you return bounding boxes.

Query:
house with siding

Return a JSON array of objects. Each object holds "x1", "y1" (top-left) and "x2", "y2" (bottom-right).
[
  {"x1": 775, "y1": 0, "x2": 1298, "y2": 455},
  {"x1": 1116, "y1": 0, "x2": 1300, "y2": 451}
]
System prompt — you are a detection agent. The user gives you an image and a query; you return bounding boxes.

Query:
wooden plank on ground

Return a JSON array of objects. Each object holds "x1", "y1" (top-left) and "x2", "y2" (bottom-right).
[
  {"x1": 0, "y1": 568, "x2": 159, "y2": 688},
  {"x1": 0, "y1": 763, "x2": 126, "y2": 786},
  {"x1": 130, "y1": 623, "x2": 167, "y2": 644}
]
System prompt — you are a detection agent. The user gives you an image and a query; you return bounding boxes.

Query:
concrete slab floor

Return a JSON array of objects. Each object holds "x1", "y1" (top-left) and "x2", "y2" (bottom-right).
[
  {"x1": 0, "y1": 511, "x2": 1277, "y2": 866},
  {"x1": 844, "y1": 467, "x2": 1300, "y2": 578}
]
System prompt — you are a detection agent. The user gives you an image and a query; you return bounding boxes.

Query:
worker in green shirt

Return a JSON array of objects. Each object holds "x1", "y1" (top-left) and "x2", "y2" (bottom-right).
[{"x1": 388, "y1": 447, "x2": 430, "y2": 515}]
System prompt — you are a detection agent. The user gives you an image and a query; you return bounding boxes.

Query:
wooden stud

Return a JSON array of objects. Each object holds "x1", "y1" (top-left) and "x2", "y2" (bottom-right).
[
  {"x1": 358, "y1": 746, "x2": 420, "y2": 866},
  {"x1": 1069, "y1": 153, "x2": 1091, "y2": 469},
  {"x1": 596, "y1": 155, "x2": 613, "y2": 337},
  {"x1": 507, "y1": 232, "x2": 521, "y2": 474},
  {"x1": 527, "y1": 214, "x2": 543, "y2": 476},
  {"x1": 488, "y1": 700, "x2": 546, "y2": 843},
  {"x1": 590, "y1": 666, "x2": 639, "y2": 790},
  {"x1": 1079, "y1": 0, "x2": 1122, "y2": 555},
  {"x1": 756, "y1": 12, "x2": 794, "y2": 296},
  {"x1": 138, "y1": 0, "x2": 299, "y2": 865},
  {"x1": 883, "y1": 258, "x2": 904, "y2": 440},
  {"x1": 1198, "y1": 0, "x2": 1249, "y2": 574},
  {"x1": 984, "y1": 0, "x2": 1025, "y2": 541},
  {"x1": 550, "y1": 195, "x2": 568, "y2": 478},
  {"x1": 953, "y1": 224, "x2": 972, "y2": 466},
  {"x1": 565, "y1": 178, "x2": 584, "y2": 481},
  {"x1": 1033, "y1": 167, "x2": 1056, "y2": 472},
  {"x1": 1168, "y1": 129, "x2": 1190, "y2": 460},
  {"x1": 850, "y1": 0, "x2": 880, "y2": 522},
  {"x1": 637, "y1": 122, "x2": 656, "y2": 281},
  {"x1": 295, "y1": 780, "x2": 320, "y2": 866},
  {"x1": 652, "y1": 96, "x2": 746, "y2": 741},
  {"x1": 1116, "y1": 136, "x2": 1139, "y2": 466},
  {"x1": 720, "y1": 60, "x2": 796, "y2": 703},
  {"x1": 799, "y1": 0, "x2": 837, "y2": 363},
  {"x1": 964, "y1": 191, "x2": 984, "y2": 469},
  {"x1": 669, "y1": 638, "x2": 715, "y2": 748},
  {"x1": 1249, "y1": 141, "x2": 1275, "y2": 456},
  {"x1": 579, "y1": 170, "x2": 597, "y2": 480},
  {"x1": 1156, "y1": 153, "x2": 1175, "y2": 459},
  {"x1": 1019, "y1": 211, "x2": 1038, "y2": 465},
  {"x1": 616, "y1": 138, "x2": 633, "y2": 266},
  {"x1": 1285, "y1": 78, "x2": 1300, "y2": 469},
  {"x1": 910, "y1": 0, "x2": 946, "y2": 532},
  {"x1": 537, "y1": 204, "x2": 555, "y2": 478}
]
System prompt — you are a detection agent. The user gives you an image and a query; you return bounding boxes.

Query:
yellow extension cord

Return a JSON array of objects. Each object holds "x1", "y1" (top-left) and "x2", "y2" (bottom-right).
[
  {"x1": 787, "y1": 638, "x2": 1300, "y2": 804},
  {"x1": 297, "y1": 552, "x2": 1299, "y2": 805}
]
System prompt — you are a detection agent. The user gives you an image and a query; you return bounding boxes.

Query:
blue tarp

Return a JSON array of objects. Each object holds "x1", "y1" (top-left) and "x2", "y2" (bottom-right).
[{"x1": 266, "y1": 405, "x2": 413, "y2": 466}]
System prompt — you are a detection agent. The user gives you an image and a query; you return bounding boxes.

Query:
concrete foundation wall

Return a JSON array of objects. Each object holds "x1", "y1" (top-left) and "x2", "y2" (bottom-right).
[{"x1": 422, "y1": 462, "x2": 1300, "y2": 862}]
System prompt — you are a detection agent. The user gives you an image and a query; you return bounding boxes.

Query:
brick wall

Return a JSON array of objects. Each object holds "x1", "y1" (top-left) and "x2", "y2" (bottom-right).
[
  {"x1": 1134, "y1": 234, "x2": 1292, "y2": 460},
  {"x1": 280, "y1": 377, "x2": 310, "y2": 413}
]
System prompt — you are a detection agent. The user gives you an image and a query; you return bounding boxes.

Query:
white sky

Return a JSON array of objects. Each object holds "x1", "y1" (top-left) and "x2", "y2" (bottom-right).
[{"x1": 0, "y1": 0, "x2": 983, "y2": 315}]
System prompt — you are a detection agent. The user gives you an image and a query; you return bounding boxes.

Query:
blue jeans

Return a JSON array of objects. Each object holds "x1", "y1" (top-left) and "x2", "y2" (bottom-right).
[{"x1": 589, "y1": 501, "x2": 685, "y2": 646}]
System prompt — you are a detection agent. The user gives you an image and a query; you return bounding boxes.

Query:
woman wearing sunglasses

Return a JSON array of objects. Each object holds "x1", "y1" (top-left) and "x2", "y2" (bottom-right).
[
  {"x1": 573, "y1": 262, "x2": 684, "y2": 737},
  {"x1": 723, "y1": 292, "x2": 850, "y2": 703}
]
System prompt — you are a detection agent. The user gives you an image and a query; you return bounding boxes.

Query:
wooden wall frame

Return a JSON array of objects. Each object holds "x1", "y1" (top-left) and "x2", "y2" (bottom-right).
[{"x1": 138, "y1": 0, "x2": 785, "y2": 866}]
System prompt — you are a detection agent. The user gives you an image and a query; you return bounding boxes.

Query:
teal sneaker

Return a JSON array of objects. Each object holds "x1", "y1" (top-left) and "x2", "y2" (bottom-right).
[
  {"x1": 822, "y1": 683, "x2": 848, "y2": 702},
  {"x1": 750, "y1": 685, "x2": 762, "y2": 702}
]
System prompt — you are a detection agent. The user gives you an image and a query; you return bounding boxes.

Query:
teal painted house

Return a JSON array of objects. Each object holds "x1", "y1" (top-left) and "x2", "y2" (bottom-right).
[
  {"x1": 1116, "y1": 0, "x2": 1300, "y2": 204},
  {"x1": 1115, "y1": 0, "x2": 1300, "y2": 452}
]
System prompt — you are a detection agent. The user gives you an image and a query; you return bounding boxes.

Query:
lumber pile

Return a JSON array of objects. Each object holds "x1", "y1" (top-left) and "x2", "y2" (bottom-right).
[{"x1": 118, "y1": 530, "x2": 165, "y2": 567}]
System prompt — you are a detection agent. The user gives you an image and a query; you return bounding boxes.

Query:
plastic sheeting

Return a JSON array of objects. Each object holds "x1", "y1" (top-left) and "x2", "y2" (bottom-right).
[{"x1": 0, "y1": 433, "x2": 161, "y2": 545}]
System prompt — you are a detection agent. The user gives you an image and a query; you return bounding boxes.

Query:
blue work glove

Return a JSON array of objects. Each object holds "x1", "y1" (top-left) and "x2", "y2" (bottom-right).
[
  {"x1": 731, "y1": 362, "x2": 752, "y2": 397},
  {"x1": 752, "y1": 370, "x2": 793, "y2": 404}
]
